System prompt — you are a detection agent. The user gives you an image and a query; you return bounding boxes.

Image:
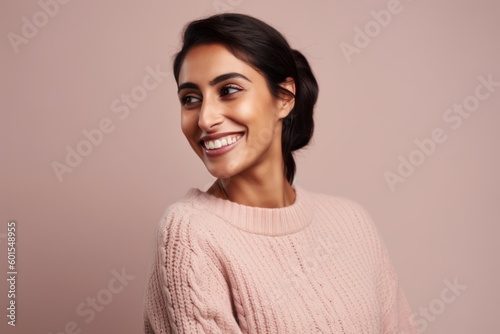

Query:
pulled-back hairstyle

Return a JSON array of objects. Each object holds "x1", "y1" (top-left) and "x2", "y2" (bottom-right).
[{"x1": 173, "y1": 13, "x2": 318, "y2": 184}]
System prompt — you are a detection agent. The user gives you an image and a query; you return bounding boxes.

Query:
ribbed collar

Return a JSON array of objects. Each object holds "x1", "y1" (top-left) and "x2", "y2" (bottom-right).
[{"x1": 182, "y1": 184, "x2": 314, "y2": 236}]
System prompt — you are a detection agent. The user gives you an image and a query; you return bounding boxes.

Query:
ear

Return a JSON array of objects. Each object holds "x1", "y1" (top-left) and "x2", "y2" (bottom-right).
[{"x1": 277, "y1": 77, "x2": 296, "y2": 119}]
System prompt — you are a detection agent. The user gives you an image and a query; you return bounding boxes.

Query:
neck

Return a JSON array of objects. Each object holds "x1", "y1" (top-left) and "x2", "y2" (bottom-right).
[
  {"x1": 207, "y1": 142, "x2": 296, "y2": 208},
  {"x1": 210, "y1": 176, "x2": 296, "y2": 208}
]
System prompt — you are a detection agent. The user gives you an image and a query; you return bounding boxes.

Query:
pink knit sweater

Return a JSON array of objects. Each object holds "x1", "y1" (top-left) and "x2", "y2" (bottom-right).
[{"x1": 142, "y1": 184, "x2": 418, "y2": 333}]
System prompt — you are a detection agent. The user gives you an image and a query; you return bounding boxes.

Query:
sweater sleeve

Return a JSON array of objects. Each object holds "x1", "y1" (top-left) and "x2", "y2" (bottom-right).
[
  {"x1": 352, "y1": 201, "x2": 419, "y2": 334},
  {"x1": 143, "y1": 206, "x2": 243, "y2": 334},
  {"x1": 377, "y1": 238, "x2": 419, "y2": 334}
]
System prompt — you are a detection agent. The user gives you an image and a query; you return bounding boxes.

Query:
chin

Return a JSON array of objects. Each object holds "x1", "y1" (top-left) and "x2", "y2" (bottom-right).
[
  {"x1": 206, "y1": 167, "x2": 233, "y2": 179},
  {"x1": 204, "y1": 160, "x2": 242, "y2": 179}
]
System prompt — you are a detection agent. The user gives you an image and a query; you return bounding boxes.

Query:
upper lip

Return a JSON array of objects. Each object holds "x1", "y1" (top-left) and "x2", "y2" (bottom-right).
[{"x1": 200, "y1": 131, "x2": 244, "y2": 143}]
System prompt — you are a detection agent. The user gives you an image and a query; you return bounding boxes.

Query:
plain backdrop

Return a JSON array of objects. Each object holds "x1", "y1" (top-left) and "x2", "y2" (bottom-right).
[{"x1": 1, "y1": 0, "x2": 499, "y2": 333}]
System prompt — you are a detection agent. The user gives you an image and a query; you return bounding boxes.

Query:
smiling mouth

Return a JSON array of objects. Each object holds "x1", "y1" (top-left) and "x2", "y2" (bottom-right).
[{"x1": 200, "y1": 132, "x2": 245, "y2": 150}]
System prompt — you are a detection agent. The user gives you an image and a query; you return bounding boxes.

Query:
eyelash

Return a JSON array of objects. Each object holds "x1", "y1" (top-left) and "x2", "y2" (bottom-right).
[
  {"x1": 220, "y1": 85, "x2": 242, "y2": 96},
  {"x1": 181, "y1": 84, "x2": 242, "y2": 105}
]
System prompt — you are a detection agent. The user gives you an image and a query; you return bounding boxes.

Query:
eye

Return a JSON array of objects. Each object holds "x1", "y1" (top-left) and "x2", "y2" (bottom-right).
[
  {"x1": 220, "y1": 85, "x2": 242, "y2": 97},
  {"x1": 180, "y1": 95, "x2": 201, "y2": 105}
]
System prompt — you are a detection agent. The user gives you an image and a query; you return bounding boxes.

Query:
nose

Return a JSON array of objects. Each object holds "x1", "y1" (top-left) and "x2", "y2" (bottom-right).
[{"x1": 198, "y1": 95, "x2": 223, "y2": 131}]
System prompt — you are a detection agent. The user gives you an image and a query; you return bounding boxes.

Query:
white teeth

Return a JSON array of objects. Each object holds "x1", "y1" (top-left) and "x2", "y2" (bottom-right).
[{"x1": 204, "y1": 134, "x2": 242, "y2": 150}]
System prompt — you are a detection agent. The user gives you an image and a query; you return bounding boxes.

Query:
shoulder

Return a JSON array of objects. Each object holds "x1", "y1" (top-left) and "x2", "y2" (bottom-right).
[
  {"x1": 303, "y1": 188, "x2": 389, "y2": 261},
  {"x1": 151, "y1": 197, "x2": 198, "y2": 246},
  {"x1": 302, "y1": 187, "x2": 381, "y2": 240},
  {"x1": 302, "y1": 187, "x2": 372, "y2": 221}
]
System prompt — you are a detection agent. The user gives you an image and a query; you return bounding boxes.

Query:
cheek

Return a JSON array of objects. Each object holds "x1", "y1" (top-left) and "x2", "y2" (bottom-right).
[
  {"x1": 180, "y1": 112, "x2": 197, "y2": 137},
  {"x1": 235, "y1": 95, "x2": 274, "y2": 126}
]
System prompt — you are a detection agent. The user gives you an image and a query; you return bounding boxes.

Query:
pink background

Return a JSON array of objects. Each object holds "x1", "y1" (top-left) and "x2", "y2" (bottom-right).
[{"x1": 1, "y1": 0, "x2": 499, "y2": 333}]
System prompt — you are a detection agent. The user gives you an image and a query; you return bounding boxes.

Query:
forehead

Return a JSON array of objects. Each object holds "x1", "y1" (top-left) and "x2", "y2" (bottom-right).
[{"x1": 178, "y1": 43, "x2": 253, "y2": 84}]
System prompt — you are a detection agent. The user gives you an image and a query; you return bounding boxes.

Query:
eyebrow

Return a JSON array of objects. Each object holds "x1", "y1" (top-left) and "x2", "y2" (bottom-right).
[{"x1": 177, "y1": 72, "x2": 252, "y2": 94}]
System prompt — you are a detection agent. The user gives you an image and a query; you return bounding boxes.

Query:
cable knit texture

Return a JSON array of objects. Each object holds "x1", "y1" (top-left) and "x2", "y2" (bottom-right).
[{"x1": 142, "y1": 184, "x2": 418, "y2": 333}]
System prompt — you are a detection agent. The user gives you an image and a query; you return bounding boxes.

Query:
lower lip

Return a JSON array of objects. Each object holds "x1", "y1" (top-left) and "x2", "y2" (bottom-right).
[{"x1": 202, "y1": 133, "x2": 244, "y2": 157}]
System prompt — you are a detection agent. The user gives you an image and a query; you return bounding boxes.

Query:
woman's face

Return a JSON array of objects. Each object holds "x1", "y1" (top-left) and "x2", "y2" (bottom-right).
[{"x1": 177, "y1": 43, "x2": 294, "y2": 179}]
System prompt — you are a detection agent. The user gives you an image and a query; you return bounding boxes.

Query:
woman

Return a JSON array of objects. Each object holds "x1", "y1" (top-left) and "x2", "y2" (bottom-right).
[{"x1": 143, "y1": 13, "x2": 418, "y2": 333}]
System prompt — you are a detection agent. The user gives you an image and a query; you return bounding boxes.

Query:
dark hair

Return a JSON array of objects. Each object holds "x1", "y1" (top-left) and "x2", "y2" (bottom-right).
[{"x1": 173, "y1": 13, "x2": 318, "y2": 184}]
